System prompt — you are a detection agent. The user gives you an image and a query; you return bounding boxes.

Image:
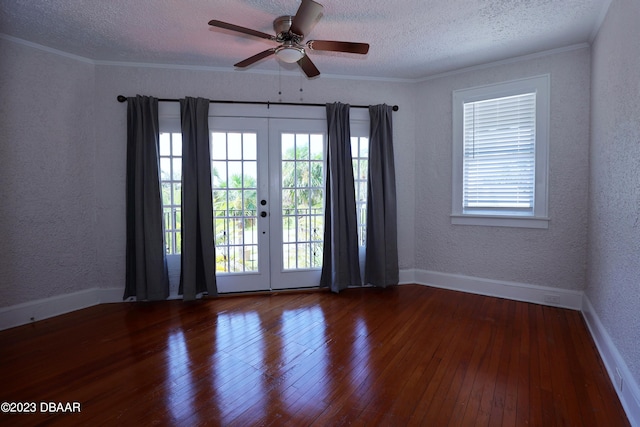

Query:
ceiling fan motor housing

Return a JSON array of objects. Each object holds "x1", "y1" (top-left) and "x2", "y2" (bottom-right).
[{"x1": 274, "y1": 16, "x2": 302, "y2": 42}]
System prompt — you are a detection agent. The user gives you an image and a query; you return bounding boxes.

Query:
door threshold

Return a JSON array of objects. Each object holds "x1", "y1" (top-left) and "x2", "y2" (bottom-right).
[{"x1": 205, "y1": 287, "x2": 330, "y2": 299}]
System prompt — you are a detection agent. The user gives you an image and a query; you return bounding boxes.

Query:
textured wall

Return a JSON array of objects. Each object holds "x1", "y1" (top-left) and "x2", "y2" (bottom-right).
[
  {"x1": 588, "y1": 0, "x2": 640, "y2": 387},
  {"x1": 91, "y1": 66, "x2": 416, "y2": 291},
  {"x1": 0, "y1": 39, "x2": 97, "y2": 307},
  {"x1": 414, "y1": 47, "x2": 591, "y2": 290}
]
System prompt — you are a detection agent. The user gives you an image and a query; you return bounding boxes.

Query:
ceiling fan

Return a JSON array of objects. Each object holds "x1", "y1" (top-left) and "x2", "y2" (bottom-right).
[{"x1": 208, "y1": 0, "x2": 369, "y2": 78}]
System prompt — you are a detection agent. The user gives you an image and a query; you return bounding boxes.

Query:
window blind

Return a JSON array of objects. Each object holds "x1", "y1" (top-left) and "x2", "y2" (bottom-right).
[{"x1": 462, "y1": 92, "x2": 536, "y2": 212}]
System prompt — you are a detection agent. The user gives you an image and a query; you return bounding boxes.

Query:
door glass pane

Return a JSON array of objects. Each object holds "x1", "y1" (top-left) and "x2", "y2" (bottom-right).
[
  {"x1": 281, "y1": 132, "x2": 324, "y2": 270},
  {"x1": 282, "y1": 134, "x2": 295, "y2": 160},
  {"x1": 351, "y1": 136, "x2": 369, "y2": 247},
  {"x1": 211, "y1": 133, "x2": 227, "y2": 159},
  {"x1": 159, "y1": 132, "x2": 182, "y2": 255},
  {"x1": 296, "y1": 163, "x2": 309, "y2": 187},
  {"x1": 227, "y1": 133, "x2": 242, "y2": 159},
  {"x1": 296, "y1": 134, "x2": 309, "y2": 160},
  {"x1": 211, "y1": 131, "x2": 260, "y2": 274},
  {"x1": 243, "y1": 135, "x2": 257, "y2": 160}
]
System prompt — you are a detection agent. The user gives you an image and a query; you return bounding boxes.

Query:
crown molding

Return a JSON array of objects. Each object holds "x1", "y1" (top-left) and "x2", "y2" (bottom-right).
[
  {"x1": 2, "y1": 32, "x2": 591, "y2": 84},
  {"x1": 0, "y1": 33, "x2": 95, "y2": 64},
  {"x1": 416, "y1": 42, "x2": 590, "y2": 83}
]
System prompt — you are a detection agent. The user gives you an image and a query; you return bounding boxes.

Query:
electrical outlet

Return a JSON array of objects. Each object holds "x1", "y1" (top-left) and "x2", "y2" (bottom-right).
[{"x1": 615, "y1": 367, "x2": 623, "y2": 391}]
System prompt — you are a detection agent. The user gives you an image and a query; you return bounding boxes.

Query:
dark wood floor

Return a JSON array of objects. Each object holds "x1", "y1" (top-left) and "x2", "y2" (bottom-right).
[{"x1": 0, "y1": 285, "x2": 629, "y2": 426}]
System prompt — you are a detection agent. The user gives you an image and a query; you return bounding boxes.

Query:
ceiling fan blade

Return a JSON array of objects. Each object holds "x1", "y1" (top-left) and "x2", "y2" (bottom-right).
[
  {"x1": 297, "y1": 54, "x2": 320, "y2": 78},
  {"x1": 290, "y1": 0, "x2": 324, "y2": 37},
  {"x1": 208, "y1": 20, "x2": 276, "y2": 41},
  {"x1": 234, "y1": 49, "x2": 276, "y2": 68},
  {"x1": 307, "y1": 40, "x2": 369, "y2": 54}
]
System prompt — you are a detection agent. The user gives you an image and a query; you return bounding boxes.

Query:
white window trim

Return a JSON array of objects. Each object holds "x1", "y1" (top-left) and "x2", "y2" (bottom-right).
[{"x1": 451, "y1": 75, "x2": 550, "y2": 229}]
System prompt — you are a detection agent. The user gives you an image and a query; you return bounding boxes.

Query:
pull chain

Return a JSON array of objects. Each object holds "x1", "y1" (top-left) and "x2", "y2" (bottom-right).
[
  {"x1": 278, "y1": 64, "x2": 283, "y2": 102},
  {"x1": 299, "y1": 72, "x2": 304, "y2": 102}
]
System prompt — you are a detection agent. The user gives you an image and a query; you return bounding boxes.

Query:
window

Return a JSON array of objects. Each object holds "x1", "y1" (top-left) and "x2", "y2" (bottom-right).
[
  {"x1": 452, "y1": 75, "x2": 550, "y2": 228},
  {"x1": 211, "y1": 131, "x2": 259, "y2": 273},
  {"x1": 281, "y1": 132, "x2": 325, "y2": 269},
  {"x1": 159, "y1": 132, "x2": 183, "y2": 254},
  {"x1": 157, "y1": 104, "x2": 372, "y2": 265},
  {"x1": 351, "y1": 136, "x2": 369, "y2": 246}
]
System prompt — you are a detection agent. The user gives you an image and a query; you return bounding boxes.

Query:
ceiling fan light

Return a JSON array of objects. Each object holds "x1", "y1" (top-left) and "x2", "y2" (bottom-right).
[{"x1": 275, "y1": 46, "x2": 304, "y2": 63}]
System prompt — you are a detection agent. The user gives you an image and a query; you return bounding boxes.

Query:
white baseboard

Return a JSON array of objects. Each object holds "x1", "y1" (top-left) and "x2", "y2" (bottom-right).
[
  {"x1": 400, "y1": 268, "x2": 638, "y2": 425},
  {"x1": 582, "y1": 295, "x2": 640, "y2": 427},
  {"x1": 96, "y1": 287, "x2": 127, "y2": 304},
  {"x1": 0, "y1": 270, "x2": 584, "y2": 329},
  {"x1": 2, "y1": 273, "x2": 638, "y2": 425},
  {"x1": 0, "y1": 287, "x2": 123, "y2": 331},
  {"x1": 402, "y1": 268, "x2": 583, "y2": 310},
  {"x1": 398, "y1": 268, "x2": 419, "y2": 286}
]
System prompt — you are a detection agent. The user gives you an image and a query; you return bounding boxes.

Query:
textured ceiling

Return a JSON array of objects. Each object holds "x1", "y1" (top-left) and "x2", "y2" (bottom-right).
[{"x1": 0, "y1": 0, "x2": 608, "y2": 80}]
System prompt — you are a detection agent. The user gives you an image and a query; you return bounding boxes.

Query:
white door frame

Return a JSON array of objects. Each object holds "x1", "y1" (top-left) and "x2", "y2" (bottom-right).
[{"x1": 159, "y1": 102, "x2": 370, "y2": 294}]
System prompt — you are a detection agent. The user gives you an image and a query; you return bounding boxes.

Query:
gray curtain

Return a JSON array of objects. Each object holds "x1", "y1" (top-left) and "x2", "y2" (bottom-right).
[
  {"x1": 124, "y1": 95, "x2": 170, "y2": 300},
  {"x1": 179, "y1": 97, "x2": 218, "y2": 300},
  {"x1": 364, "y1": 104, "x2": 399, "y2": 287},
  {"x1": 320, "y1": 103, "x2": 362, "y2": 292}
]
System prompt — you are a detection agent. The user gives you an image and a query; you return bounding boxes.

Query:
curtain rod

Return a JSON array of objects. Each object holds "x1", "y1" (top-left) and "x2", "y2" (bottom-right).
[{"x1": 116, "y1": 95, "x2": 398, "y2": 111}]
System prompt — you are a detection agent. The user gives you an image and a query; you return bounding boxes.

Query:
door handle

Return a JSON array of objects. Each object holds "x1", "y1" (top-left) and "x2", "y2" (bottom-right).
[{"x1": 260, "y1": 211, "x2": 268, "y2": 218}]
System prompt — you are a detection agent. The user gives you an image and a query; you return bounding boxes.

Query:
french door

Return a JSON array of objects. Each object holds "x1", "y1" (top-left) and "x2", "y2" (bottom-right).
[{"x1": 210, "y1": 116, "x2": 326, "y2": 293}]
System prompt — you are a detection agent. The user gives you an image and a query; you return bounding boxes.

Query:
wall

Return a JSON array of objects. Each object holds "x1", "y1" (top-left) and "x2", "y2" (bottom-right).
[
  {"x1": 2, "y1": 8, "x2": 639, "y2": 421},
  {"x1": 0, "y1": 36, "x2": 591, "y2": 308},
  {"x1": 0, "y1": 39, "x2": 97, "y2": 307},
  {"x1": 588, "y1": 0, "x2": 640, "y2": 393},
  {"x1": 92, "y1": 65, "x2": 416, "y2": 292},
  {"x1": 413, "y1": 47, "x2": 591, "y2": 291}
]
